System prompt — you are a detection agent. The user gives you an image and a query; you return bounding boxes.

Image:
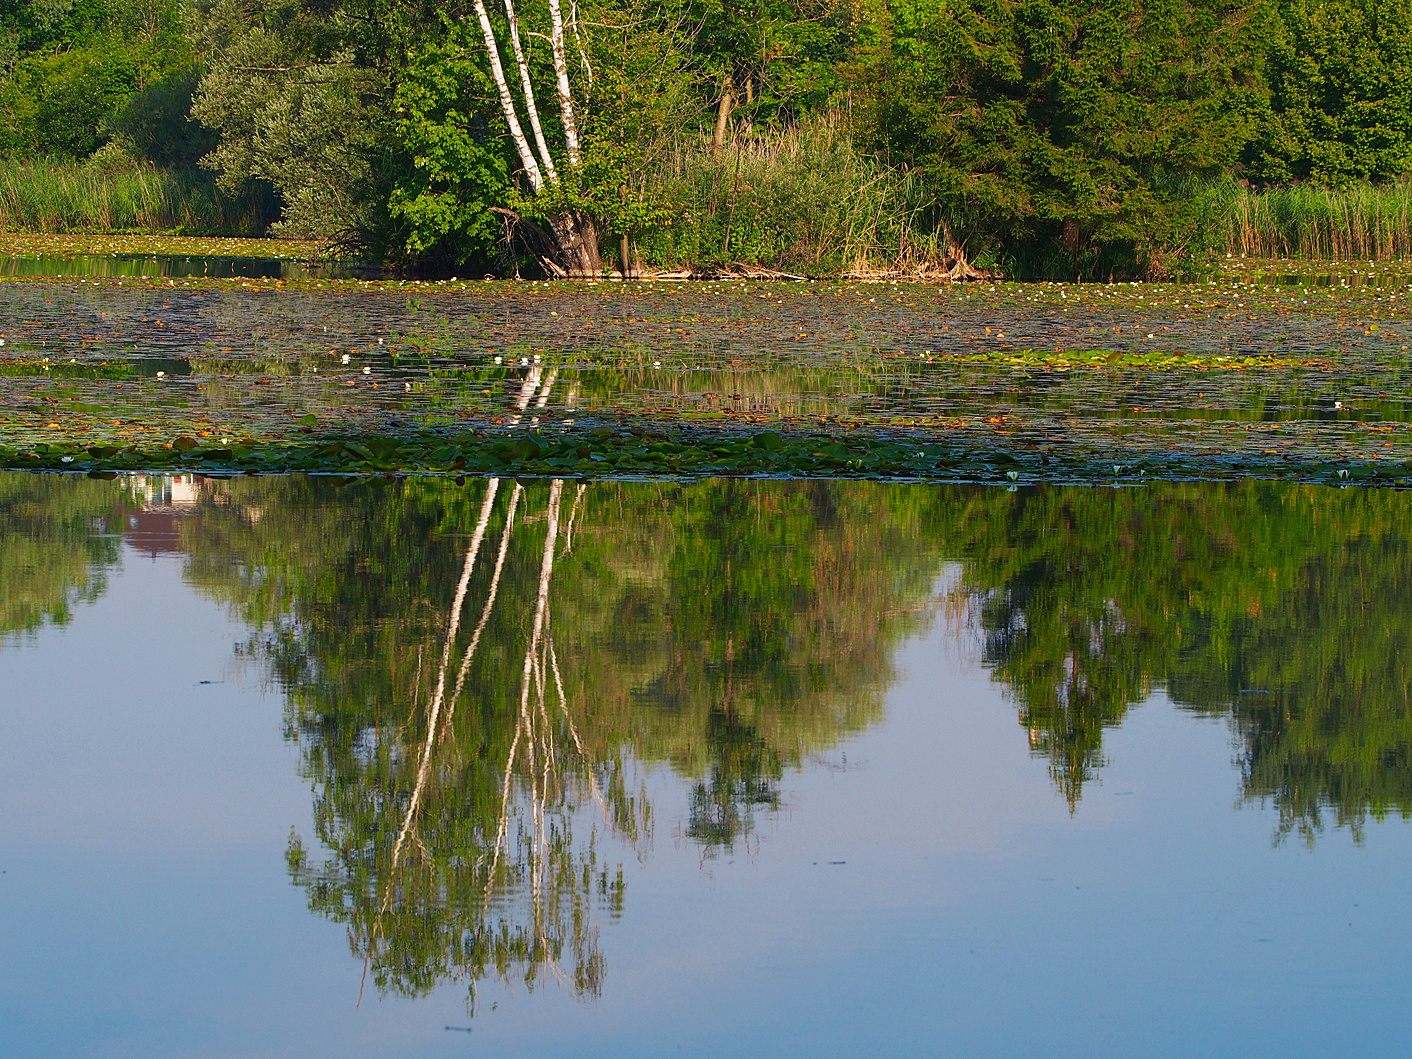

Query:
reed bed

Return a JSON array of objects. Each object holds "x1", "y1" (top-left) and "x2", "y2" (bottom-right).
[
  {"x1": 1221, "y1": 180, "x2": 1412, "y2": 260},
  {"x1": 643, "y1": 113, "x2": 948, "y2": 276},
  {"x1": 0, "y1": 157, "x2": 272, "y2": 235}
]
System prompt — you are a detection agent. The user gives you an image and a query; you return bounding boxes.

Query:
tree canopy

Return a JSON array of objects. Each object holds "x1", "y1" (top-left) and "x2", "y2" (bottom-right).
[{"x1": 2, "y1": 0, "x2": 1410, "y2": 270}]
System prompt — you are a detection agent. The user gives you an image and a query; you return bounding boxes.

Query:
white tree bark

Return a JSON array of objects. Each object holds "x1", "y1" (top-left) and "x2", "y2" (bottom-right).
[
  {"x1": 546, "y1": 0, "x2": 582, "y2": 166},
  {"x1": 469, "y1": 2, "x2": 544, "y2": 191},
  {"x1": 501, "y1": 0, "x2": 559, "y2": 184}
]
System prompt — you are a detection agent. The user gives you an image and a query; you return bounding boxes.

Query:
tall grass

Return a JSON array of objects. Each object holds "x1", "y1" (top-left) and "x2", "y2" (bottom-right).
[
  {"x1": 1221, "y1": 180, "x2": 1412, "y2": 260},
  {"x1": 642, "y1": 113, "x2": 946, "y2": 275},
  {"x1": 0, "y1": 156, "x2": 275, "y2": 235}
]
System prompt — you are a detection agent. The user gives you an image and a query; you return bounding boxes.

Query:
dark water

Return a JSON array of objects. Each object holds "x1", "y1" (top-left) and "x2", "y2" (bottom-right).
[
  {"x1": 3, "y1": 471, "x2": 1412, "y2": 1056},
  {"x1": 2, "y1": 277, "x2": 1411, "y2": 475},
  {"x1": 0, "y1": 252, "x2": 359, "y2": 281}
]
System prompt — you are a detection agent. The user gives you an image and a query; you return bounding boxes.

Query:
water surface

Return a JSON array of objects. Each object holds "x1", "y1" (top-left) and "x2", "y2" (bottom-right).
[
  {"x1": 2, "y1": 273, "x2": 1411, "y2": 477},
  {"x1": 3, "y1": 472, "x2": 1411, "y2": 1056}
]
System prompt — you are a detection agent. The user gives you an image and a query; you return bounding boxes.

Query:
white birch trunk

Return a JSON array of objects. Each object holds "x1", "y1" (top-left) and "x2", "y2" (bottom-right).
[
  {"x1": 469, "y1": 3, "x2": 544, "y2": 191},
  {"x1": 546, "y1": 0, "x2": 582, "y2": 167},
  {"x1": 501, "y1": 0, "x2": 559, "y2": 184}
]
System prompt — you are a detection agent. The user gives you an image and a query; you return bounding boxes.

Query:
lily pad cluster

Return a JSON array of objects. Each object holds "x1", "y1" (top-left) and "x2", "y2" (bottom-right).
[{"x1": 3, "y1": 425, "x2": 1410, "y2": 487}]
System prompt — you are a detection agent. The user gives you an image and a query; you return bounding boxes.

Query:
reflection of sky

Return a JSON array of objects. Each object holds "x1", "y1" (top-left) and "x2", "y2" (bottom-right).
[{"x1": 2, "y1": 550, "x2": 1410, "y2": 1057}]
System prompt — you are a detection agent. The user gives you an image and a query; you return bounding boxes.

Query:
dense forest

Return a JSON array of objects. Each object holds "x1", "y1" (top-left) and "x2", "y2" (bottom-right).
[{"x1": 0, "y1": 0, "x2": 1410, "y2": 275}]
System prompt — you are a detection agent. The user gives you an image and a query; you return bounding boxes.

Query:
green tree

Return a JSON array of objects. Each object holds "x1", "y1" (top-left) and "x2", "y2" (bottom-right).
[
  {"x1": 861, "y1": 0, "x2": 1271, "y2": 276},
  {"x1": 1243, "y1": 0, "x2": 1412, "y2": 185},
  {"x1": 0, "y1": 0, "x2": 191, "y2": 158}
]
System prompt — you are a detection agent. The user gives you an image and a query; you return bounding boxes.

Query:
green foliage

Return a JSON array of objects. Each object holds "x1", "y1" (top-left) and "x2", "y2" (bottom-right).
[
  {"x1": 1220, "y1": 176, "x2": 1412, "y2": 258},
  {"x1": 167, "y1": 475, "x2": 940, "y2": 996},
  {"x1": 188, "y1": 0, "x2": 405, "y2": 240},
  {"x1": 684, "y1": 0, "x2": 858, "y2": 127},
  {"x1": 0, "y1": 472, "x2": 126, "y2": 637},
  {"x1": 862, "y1": 0, "x2": 1267, "y2": 277},
  {"x1": 108, "y1": 64, "x2": 217, "y2": 168},
  {"x1": 385, "y1": 22, "x2": 512, "y2": 260},
  {"x1": 0, "y1": 151, "x2": 277, "y2": 233},
  {"x1": 940, "y1": 482, "x2": 1412, "y2": 840},
  {"x1": 640, "y1": 113, "x2": 930, "y2": 271},
  {"x1": 0, "y1": 0, "x2": 191, "y2": 159},
  {"x1": 1246, "y1": 0, "x2": 1412, "y2": 187},
  {"x1": 0, "y1": 43, "x2": 140, "y2": 157},
  {"x1": 4, "y1": 0, "x2": 1412, "y2": 262}
]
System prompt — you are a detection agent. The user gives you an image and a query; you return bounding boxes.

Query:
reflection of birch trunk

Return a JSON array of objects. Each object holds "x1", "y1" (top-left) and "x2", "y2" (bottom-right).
[
  {"x1": 508, "y1": 365, "x2": 544, "y2": 426},
  {"x1": 562, "y1": 481, "x2": 586, "y2": 553},
  {"x1": 550, "y1": 637, "x2": 609, "y2": 820},
  {"x1": 363, "y1": 478, "x2": 500, "y2": 1004},
  {"x1": 534, "y1": 369, "x2": 559, "y2": 409},
  {"x1": 444, "y1": 483, "x2": 524, "y2": 737},
  {"x1": 389, "y1": 478, "x2": 499, "y2": 870},
  {"x1": 486, "y1": 480, "x2": 564, "y2": 884},
  {"x1": 530, "y1": 368, "x2": 558, "y2": 425}
]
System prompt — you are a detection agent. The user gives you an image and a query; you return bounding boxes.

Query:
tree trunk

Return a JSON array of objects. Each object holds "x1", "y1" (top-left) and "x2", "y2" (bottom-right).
[
  {"x1": 546, "y1": 0, "x2": 582, "y2": 166},
  {"x1": 549, "y1": 210, "x2": 603, "y2": 277},
  {"x1": 492, "y1": 206, "x2": 602, "y2": 278},
  {"x1": 713, "y1": 75, "x2": 734, "y2": 148},
  {"x1": 470, "y1": 4, "x2": 544, "y2": 191},
  {"x1": 503, "y1": 0, "x2": 558, "y2": 183},
  {"x1": 618, "y1": 232, "x2": 634, "y2": 279},
  {"x1": 940, "y1": 223, "x2": 987, "y2": 281}
]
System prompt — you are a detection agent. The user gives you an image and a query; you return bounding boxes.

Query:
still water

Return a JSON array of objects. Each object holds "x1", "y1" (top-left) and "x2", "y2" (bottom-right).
[{"x1": 3, "y1": 472, "x2": 1411, "y2": 1057}]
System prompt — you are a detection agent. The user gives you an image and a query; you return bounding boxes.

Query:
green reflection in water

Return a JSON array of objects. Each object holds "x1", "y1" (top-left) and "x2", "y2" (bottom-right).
[
  {"x1": 0, "y1": 474, "x2": 126, "y2": 639},
  {"x1": 6, "y1": 471, "x2": 1411, "y2": 1002},
  {"x1": 942, "y1": 483, "x2": 1412, "y2": 842},
  {"x1": 175, "y1": 476, "x2": 941, "y2": 1004}
]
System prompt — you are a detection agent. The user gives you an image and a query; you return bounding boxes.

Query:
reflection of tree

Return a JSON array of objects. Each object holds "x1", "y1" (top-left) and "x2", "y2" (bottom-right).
[
  {"x1": 180, "y1": 476, "x2": 941, "y2": 1003},
  {"x1": 0, "y1": 472, "x2": 127, "y2": 639},
  {"x1": 687, "y1": 706, "x2": 783, "y2": 848},
  {"x1": 943, "y1": 483, "x2": 1412, "y2": 840},
  {"x1": 270, "y1": 478, "x2": 638, "y2": 1004}
]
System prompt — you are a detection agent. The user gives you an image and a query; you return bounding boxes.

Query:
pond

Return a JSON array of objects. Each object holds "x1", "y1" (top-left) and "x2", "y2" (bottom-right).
[
  {"x1": 2, "y1": 266, "x2": 1411, "y2": 483},
  {"x1": 0, "y1": 252, "x2": 360, "y2": 281},
  {"x1": 4, "y1": 471, "x2": 1411, "y2": 1057}
]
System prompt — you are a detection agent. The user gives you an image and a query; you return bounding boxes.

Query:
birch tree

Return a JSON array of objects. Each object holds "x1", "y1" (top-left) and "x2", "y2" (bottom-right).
[{"x1": 470, "y1": 0, "x2": 604, "y2": 275}]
